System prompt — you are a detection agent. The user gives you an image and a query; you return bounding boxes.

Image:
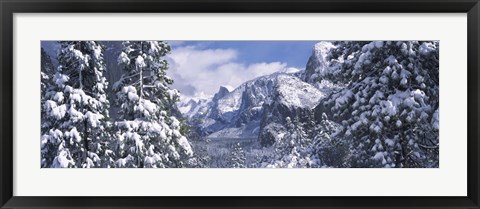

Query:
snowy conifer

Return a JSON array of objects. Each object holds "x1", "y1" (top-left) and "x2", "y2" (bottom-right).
[
  {"x1": 310, "y1": 113, "x2": 347, "y2": 167},
  {"x1": 113, "y1": 41, "x2": 193, "y2": 168},
  {"x1": 41, "y1": 41, "x2": 113, "y2": 168},
  {"x1": 41, "y1": 48, "x2": 55, "y2": 104},
  {"x1": 230, "y1": 143, "x2": 246, "y2": 168},
  {"x1": 317, "y1": 41, "x2": 439, "y2": 167},
  {"x1": 40, "y1": 47, "x2": 58, "y2": 167},
  {"x1": 266, "y1": 117, "x2": 314, "y2": 168}
]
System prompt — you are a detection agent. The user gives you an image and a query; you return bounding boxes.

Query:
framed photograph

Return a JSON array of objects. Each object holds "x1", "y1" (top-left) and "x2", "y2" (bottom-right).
[{"x1": 1, "y1": 0, "x2": 479, "y2": 208}]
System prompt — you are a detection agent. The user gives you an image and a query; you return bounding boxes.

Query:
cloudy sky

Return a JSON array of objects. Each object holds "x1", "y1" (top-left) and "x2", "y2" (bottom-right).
[
  {"x1": 165, "y1": 41, "x2": 317, "y2": 99},
  {"x1": 41, "y1": 41, "x2": 318, "y2": 99}
]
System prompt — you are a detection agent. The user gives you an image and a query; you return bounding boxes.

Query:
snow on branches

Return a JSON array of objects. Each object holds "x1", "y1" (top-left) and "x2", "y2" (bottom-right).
[
  {"x1": 112, "y1": 41, "x2": 193, "y2": 168},
  {"x1": 41, "y1": 41, "x2": 113, "y2": 168},
  {"x1": 314, "y1": 41, "x2": 439, "y2": 168}
]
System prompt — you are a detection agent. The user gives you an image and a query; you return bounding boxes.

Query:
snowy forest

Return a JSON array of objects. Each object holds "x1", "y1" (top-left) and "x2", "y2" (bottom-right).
[{"x1": 41, "y1": 41, "x2": 439, "y2": 168}]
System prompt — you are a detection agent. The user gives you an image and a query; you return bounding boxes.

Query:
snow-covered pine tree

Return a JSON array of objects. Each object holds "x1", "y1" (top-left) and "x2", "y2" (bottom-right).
[
  {"x1": 40, "y1": 47, "x2": 59, "y2": 167},
  {"x1": 41, "y1": 47, "x2": 56, "y2": 135},
  {"x1": 113, "y1": 41, "x2": 193, "y2": 168},
  {"x1": 310, "y1": 113, "x2": 347, "y2": 167},
  {"x1": 317, "y1": 41, "x2": 439, "y2": 168},
  {"x1": 266, "y1": 117, "x2": 315, "y2": 168},
  {"x1": 41, "y1": 41, "x2": 114, "y2": 168},
  {"x1": 41, "y1": 48, "x2": 55, "y2": 104},
  {"x1": 230, "y1": 143, "x2": 246, "y2": 168}
]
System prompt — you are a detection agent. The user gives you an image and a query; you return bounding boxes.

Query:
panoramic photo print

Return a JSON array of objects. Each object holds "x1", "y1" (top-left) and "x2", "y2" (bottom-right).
[{"x1": 41, "y1": 41, "x2": 439, "y2": 168}]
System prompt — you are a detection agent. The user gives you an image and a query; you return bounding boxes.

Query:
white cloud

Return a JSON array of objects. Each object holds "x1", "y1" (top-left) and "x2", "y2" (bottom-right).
[{"x1": 166, "y1": 45, "x2": 288, "y2": 98}]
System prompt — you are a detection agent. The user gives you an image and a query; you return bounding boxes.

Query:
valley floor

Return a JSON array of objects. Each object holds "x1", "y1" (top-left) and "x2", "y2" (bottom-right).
[{"x1": 190, "y1": 137, "x2": 274, "y2": 168}]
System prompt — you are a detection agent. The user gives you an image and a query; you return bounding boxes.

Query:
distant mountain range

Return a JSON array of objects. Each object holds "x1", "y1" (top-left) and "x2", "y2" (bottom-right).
[{"x1": 178, "y1": 42, "x2": 341, "y2": 145}]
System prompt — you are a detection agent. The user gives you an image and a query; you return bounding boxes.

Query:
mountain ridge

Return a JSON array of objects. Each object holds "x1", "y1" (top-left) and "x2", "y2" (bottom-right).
[{"x1": 178, "y1": 70, "x2": 329, "y2": 140}]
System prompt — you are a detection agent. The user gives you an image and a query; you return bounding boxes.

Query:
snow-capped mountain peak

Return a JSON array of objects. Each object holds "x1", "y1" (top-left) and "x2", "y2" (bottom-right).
[
  {"x1": 179, "y1": 72, "x2": 327, "y2": 139},
  {"x1": 303, "y1": 41, "x2": 337, "y2": 83},
  {"x1": 273, "y1": 74, "x2": 324, "y2": 109}
]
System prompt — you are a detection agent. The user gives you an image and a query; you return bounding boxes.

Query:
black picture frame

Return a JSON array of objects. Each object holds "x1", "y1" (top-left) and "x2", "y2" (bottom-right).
[{"x1": 1, "y1": 0, "x2": 479, "y2": 208}]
